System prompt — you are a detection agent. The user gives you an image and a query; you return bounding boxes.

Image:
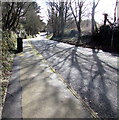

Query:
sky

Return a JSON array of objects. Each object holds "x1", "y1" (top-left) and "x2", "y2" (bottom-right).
[{"x1": 36, "y1": 0, "x2": 117, "y2": 24}]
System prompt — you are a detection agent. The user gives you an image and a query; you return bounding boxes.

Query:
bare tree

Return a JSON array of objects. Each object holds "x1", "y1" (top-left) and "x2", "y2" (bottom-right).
[
  {"x1": 70, "y1": 0, "x2": 88, "y2": 45},
  {"x1": 59, "y1": 1, "x2": 70, "y2": 36},
  {"x1": 2, "y1": 2, "x2": 32, "y2": 31},
  {"x1": 47, "y1": 0, "x2": 70, "y2": 37},
  {"x1": 47, "y1": 1, "x2": 59, "y2": 36},
  {"x1": 91, "y1": 0, "x2": 100, "y2": 34}
]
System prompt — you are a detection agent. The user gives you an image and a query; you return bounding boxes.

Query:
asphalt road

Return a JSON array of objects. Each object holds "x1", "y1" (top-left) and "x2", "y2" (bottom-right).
[{"x1": 31, "y1": 35, "x2": 118, "y2": 118}]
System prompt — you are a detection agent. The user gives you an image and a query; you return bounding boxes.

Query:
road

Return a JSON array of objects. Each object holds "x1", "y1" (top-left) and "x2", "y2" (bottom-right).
[
  {"x1": 30, "y1": 34, "x2": 118, "y2": 118},
  {"x1": 2, "y1": 38, "x2": 92, "y2": 118}
]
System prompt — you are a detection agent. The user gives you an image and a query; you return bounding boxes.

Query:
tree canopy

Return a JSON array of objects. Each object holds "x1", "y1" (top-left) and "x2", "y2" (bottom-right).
[{"x1": 2, "y1": 2, "x2": 45, "y2": 36}]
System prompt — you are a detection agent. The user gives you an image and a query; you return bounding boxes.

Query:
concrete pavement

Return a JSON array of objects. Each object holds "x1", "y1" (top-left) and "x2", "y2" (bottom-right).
[{"x1": 2, "y1": 39, "x2": 96, "y2": 118}]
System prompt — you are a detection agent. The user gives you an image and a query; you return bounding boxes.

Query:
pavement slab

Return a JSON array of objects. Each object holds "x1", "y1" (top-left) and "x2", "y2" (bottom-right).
[{"x1": 2, "y1": 40, "x2": 93, "y2": 118}]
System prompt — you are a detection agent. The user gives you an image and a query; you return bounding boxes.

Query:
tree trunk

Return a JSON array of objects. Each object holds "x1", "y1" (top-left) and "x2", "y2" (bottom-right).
[
  {"x1": 76, "y1": 19, "x2": 81, "y2": 45},
  {"x1": 77, "y1": 6, "x2": 82, "y2": 45},
  {"x1": 92, "y1": 1, "x2": 95, "y2": 35},
  {"x1": 59, "y1": 2, "x2": 64, "y2": 37}
]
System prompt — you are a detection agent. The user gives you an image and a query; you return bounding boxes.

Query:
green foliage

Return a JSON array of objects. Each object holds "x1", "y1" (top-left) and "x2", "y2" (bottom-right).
[
  {"x1": 2, "y1": 31, "x2": 16, "y2": 51},
  {"x1": 1, "y1": 31, "x2": 16, "y2": 77},
  {"x1": 17, "y1": 24, "x2": 27, "y2": 38},
  {"x1": 21, "y1": 2, "x2": 46, "y2": 36},
  {"x1": 1, "y1": 31, "x2": 16, "y2": 103}
]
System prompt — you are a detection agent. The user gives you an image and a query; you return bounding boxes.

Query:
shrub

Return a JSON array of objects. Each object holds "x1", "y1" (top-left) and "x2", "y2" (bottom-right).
[{"x1": 1, "y1": 31, "x2": 16, "y2": 102}]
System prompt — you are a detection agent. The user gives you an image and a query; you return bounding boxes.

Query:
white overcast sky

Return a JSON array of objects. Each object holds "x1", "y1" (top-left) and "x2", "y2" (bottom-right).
[{"x1": 36, "y1": 0, "x2": 117, "y2": 24}]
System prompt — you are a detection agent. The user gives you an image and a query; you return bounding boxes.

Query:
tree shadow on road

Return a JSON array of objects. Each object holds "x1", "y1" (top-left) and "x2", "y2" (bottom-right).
[
  {"x1": 32, "y1": 40, "x2": 118, "y2": 118},
  {"x1": 5, "y1": 43, "x2": 88, "y2": 118},
  {"x1": 85, "y1": 49, "x2": 117, "y2": 118}
]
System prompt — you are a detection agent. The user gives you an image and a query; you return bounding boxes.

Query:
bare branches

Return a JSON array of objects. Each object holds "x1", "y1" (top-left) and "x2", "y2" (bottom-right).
[
  {"x1": 69, "y1": 0, "x2": 89, "y2": 43},
  {"x1": 69, "y1": 1, "x2": 76, "y2": 19},
  {"x1": 19, "y1": 3, "x2": 32, "y2": 17},
  {"x1": 47, "y1": 0, "x2": 71, "y2": 37},
  {"x1": 2, "y1": 2, "x2": 32, "y2": 31},
  {"x1": 95, "y1": 0, "x2": 100, "y2": 8},
  {"x1": 91, "y1": 0, "x2": 100, "y2": 34}
]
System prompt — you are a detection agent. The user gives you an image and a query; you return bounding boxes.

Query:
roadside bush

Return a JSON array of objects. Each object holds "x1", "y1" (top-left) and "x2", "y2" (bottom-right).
[
  {"x1": 2, "y1": 31, "x2": 16, "y2": 51},
  {"x1": 1, "y1": 31, "x2": 16, "y2": 102},
  {"x1": 1, "y1": 31, "x2": 16, "y2": 78},
  {"x1": 69, "y1": 30, "x2": 78, "y2": 37}
]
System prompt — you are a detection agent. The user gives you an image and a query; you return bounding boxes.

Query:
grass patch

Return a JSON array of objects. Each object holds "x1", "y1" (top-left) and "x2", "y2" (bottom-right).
[{"x1": 46, "y1": 33, "x2": 53, "y2": 39}]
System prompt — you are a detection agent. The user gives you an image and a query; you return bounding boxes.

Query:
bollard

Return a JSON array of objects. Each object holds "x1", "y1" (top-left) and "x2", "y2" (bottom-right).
[{"x1": 17, "y1": 37, "x2": 23, "y2": 52}]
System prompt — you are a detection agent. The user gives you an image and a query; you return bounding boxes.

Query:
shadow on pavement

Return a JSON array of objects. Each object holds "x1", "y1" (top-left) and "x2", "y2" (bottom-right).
[{"x1": 31, "y1": 40, "x2": 118, "y2": 118}]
